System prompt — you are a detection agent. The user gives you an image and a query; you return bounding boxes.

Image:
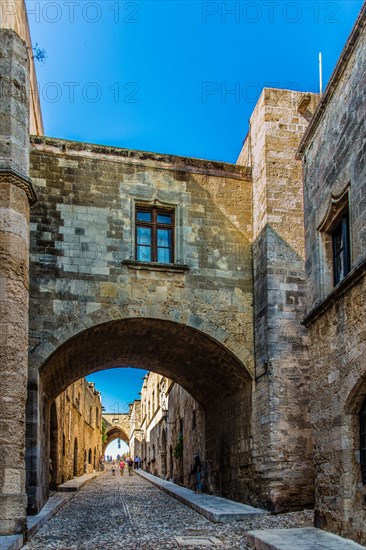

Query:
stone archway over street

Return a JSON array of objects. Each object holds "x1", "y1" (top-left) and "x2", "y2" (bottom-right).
[{"x1": 27, "y1": 318, "x2": 252, "y2": 514}]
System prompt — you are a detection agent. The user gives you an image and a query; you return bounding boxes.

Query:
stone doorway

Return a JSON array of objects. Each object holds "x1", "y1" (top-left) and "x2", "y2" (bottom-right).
[
  {"x1": 73, "y1": 438, "x2": 78, "y2": 477},
  {"x1": 49, "y1": 402, "x2": 58, "y2": 490}
]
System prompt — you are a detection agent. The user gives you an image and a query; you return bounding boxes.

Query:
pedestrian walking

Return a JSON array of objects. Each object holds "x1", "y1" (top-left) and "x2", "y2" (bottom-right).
[
  {"x1": 127, "y1": 458, "x2": 133, "y2": 476},
  {"x1": 192, "y1": 454, "x2": 202, "y2": 493},
  {"x1": 119, "y1": 460, "x2": 125, "y2": 476},
  {"x1": 134, "y1": 456, "x2": 140, "y2": 470},
  {"x1": 112, "y1": 463, "x2": 116, "y2": 477}
]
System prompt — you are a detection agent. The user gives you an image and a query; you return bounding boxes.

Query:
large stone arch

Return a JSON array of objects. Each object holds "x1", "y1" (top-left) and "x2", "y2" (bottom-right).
[
  {"x1": 37, "y1": 317, "x2": 251, "y2": 405},
  {"x1": 28, "y1": 306, "x2": 253, "y2": 380},
  {"x1": 26, "y1": 316, "x2": 253, "y2": 513}
]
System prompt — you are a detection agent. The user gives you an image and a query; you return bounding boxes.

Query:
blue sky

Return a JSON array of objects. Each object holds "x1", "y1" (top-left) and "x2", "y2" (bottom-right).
[
  {"x1": 86, "y1": 367, "x2": 146, "y2": 457},
  {"x1": 87, "y1": 367, "x2": 146, "y2": 413},
  {"x1": 25, "y1": 0, "x2": 363, "y2": 424},
  {"x1": 27, "y1": 0, "x2": 363, "y2": 162}
]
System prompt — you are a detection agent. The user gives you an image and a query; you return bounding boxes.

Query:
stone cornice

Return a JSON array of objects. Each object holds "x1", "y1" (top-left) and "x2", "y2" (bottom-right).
[
  {"x1": 296, "y1": 2, "x2": 366, "y2": 160},
  {"x1": 303, "y1": 257, "x2": 366, "y2": 327},
  {"x1": 0, "y1": 168, "x2": 37, "y2": 205},
  {"x1": 30, "y1": 136, "x2": 250, "y2": 180}
]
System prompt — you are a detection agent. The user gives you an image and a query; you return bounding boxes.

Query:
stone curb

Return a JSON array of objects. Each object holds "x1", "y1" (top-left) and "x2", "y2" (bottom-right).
[
  {"x1": 247, "y1": 527, "x2": 366, "y2": 550},
  {"x1": 26, "y1": 494, "x2": 71, "y2": 542},
  {"x1": 22, "y1": 472, "x2": 104, "y2": 546},
  {"x1": 136, "y1": 469, "x2": 268, "y2": 523}
]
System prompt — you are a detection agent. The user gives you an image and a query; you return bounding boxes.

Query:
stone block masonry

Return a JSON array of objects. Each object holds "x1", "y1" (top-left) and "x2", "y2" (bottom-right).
[{"x1": 237, "y1": 88, "x2": 319, "y2": 512}]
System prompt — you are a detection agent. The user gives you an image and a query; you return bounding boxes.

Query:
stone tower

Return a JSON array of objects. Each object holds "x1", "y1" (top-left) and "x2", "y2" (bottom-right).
[{"x1": 238, "y1": 88, "x2": 319, "y2": 510}]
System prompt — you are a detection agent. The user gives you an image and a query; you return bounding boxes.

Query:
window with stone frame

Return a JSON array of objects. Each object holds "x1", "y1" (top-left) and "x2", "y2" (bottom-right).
[
  {"x1": 332, "y1": 209, "x2": 351, "y2": 285},
  {"x1": 135, "y1": 206, "x2": 174, "y2": 264},
  {"x1": 318, "y1": 186, "x2": 351, "y2": 293},
  {"x1": 360, "y1": 398, "x2": 366, "y2": 484}
]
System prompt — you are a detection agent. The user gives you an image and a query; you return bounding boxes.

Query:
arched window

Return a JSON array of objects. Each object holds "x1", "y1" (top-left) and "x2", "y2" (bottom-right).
[
  {"x1": 360, "y1": 397, "x2": 366, "y2": 484},
  {"x1": 88, "y1": 448, "x2": 92, "y2": 464}
]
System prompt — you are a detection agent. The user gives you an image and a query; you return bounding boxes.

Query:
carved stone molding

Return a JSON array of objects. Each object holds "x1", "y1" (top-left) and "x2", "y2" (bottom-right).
[
  {"x1": 317, "y1": 183, "x2": 350, "y2": 233},
  {"x1": 0, "y1": 169, "x2": 37, "y2": 205}
]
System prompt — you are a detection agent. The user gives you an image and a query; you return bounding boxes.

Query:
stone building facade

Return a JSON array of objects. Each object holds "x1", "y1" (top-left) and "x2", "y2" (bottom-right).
[
  {"x1": 50, "y1": 379, "x2": 103, "y2": 486},
  {"x1": 0, "y1": 0, "x2": 365, "y2": 544},
  {"x1": 298, "y1": 3, "x2": 366, "y2": 545},
  {"x1": 132, "y1": 373, "x2": 205, "y2": 489}
]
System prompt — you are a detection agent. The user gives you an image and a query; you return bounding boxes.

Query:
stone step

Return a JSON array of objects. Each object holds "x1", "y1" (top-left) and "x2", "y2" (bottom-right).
[
  {"x1": 247, "y1": 527, "x2": 366, "y2": 550},
  {"x1": 136, "y1": 469, "x2": 268, "y2": 523},
  {"x1": 57, "y1": 471, "x2": 102, "y2": 492},
  {"x1": 0, "y1": 535, "x2": 23, "y2": 550}
]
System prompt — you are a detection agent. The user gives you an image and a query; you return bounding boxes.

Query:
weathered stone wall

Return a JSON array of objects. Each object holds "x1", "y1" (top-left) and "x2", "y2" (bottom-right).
[
  {"x1": 50, "y1": 379, "x2": 103, "y2": 486},
  {"x1": 301, "y1": 6, "x2": 366, "y2": 544},
  {"x1": 237, "y1": 88, "x2": 319, "y2": 511}
]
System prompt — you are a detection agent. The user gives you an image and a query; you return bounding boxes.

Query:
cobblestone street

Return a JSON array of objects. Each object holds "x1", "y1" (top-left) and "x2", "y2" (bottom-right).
[{"x1": 23, "y1": 472, "x2": 313, "y2": 549}]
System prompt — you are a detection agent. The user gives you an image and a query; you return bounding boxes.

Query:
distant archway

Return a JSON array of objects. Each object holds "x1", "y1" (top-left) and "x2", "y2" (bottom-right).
[{"x1": 103, "y1": 426, "x2": 129, "y2": 454}]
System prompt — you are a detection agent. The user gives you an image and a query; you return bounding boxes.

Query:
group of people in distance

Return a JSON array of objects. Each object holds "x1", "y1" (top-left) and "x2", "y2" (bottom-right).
[
  {"x1": 111, "y1": 455, "x2": 141, "y2": 476},
  {"x1": 108, "y1": 453, "x2": 203, "y2": 493}
]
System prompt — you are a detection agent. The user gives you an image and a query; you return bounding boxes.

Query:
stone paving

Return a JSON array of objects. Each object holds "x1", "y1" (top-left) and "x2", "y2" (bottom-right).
[{"x1": 22, "y1": 472, "x2": 313, "y2": 549}]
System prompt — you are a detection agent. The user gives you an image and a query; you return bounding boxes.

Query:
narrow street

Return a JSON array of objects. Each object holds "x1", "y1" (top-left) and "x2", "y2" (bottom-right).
[{"x1": 23, "y1": 472, "x2": 313, "y2": 549}]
